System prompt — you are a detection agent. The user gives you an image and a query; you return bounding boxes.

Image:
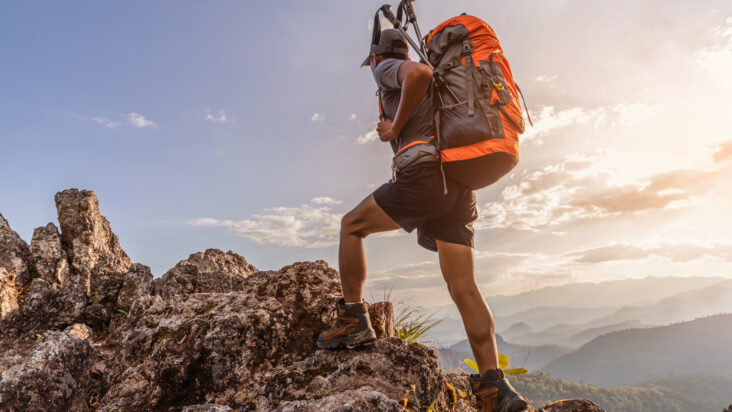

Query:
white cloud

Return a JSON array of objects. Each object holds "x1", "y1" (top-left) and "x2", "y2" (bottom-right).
[
  {"x1": 357, "y1": 128, "x2": 379, "y2": 144},
  {"x1": 188, "y1": 198, "x2": 343, "y2": 248},
  {"x1": 311, "y1": 113, "x2": 325, "y2": 122},
  {"x1": 522, "y1": 106, "x2": 607, "y2": 142},
  {"x1": 310, "y1": 196, "x2": 342, "y2": 206},
  {"x1": 696, "y1": 17, "x2": 732, "y2": 90},
  {"x1": 206, "y1": 109, "x2": 228, "y2": 123},
  {"x1": 127, "y1": 112, "x2": 158, "y2": 129},
  {"x1": 91, "y1": 116, "x2": 122, "y2": 129},
  {"x1": 535, "y1": 74, "x2": 558, "y2": 83}
]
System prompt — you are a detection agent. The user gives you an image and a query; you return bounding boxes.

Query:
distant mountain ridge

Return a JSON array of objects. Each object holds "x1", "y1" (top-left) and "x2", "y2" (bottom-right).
[
  {"x1": 541, "y1": 313, "x2": 732, "y2": 387},
  {"x1": 426, "y1": 276, "x2": 731, "y2": 348},
  {"x1": 484, "y1": 276, "x2": 728, "y2": 316}
]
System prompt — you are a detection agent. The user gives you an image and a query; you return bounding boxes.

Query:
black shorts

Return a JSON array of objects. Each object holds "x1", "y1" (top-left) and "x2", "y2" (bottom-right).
[{"x1": 373, "y1": 163, "x2": 477, "y2": 252}]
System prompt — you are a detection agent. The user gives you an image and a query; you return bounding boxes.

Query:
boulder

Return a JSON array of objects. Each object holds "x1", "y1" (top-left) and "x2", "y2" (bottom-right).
[
  {"x1": 30, "y1": 223, "x2": 68, "y2": 288},
  {"x1": 0, "y1": 268, "x2": 18, "y2": 318},
  {"x1": 153, "y1": 249, "x2": 257, "y2": 298},
  {"x1": 181, "y1": 405, "x2": 234, "y2": 412},
  {"x1": 0, "y1": 331, "x2": 96, "y2": 412},
  {"x1": 273, "y1": 386, "x2": 402, "y2": 412},
  {"x1": 368, "y1": 301, "x2": 395, "y2": 339},
  {"x1": 0, "y1": 213, "x2": 32, "y2": 317},
  {"x1": 54, "y1": 189, "x2": 131, "y2": 321}
]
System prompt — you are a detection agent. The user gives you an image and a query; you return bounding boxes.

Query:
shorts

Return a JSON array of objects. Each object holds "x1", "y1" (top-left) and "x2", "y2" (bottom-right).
[{"x1": 373, "y1": 163, "x2": 477, "y2": 252}]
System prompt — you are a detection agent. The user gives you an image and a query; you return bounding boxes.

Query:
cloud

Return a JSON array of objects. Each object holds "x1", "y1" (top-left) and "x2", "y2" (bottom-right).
[
  {"x1": 188, "y1": 198, "x2": 344, "y2": 248},
  {"x1": 713, "y1": 140, "x2": 732, "y2": 162},
  {"x1": 364, "y1": 251, "x2": 577, "y2": 304},
  {"x1": 476, "y1": 151, "x2": 728, "y2": 232},
  {"x1": 535, "y1": 74, "x2": 558, "y2": 83},
  {"x1": 206, "y1": 110, "x2": 228, "y2": 123},
  {"x1": 522, "y1": 106, "x2": 607, "y2": 142},
  {"x1": 349, "y1": 113, "x2": 358, "y2": 120},
  {"x1": 696, "y1": 17, "x2": 732, "y2": 90},
  {"x1": 127, "y1": 112, "x2": 158, "y2": 129},
  {"x1": 566, "y1": 241, "x2": 732, "y2": 264},
  {"x1": 91, "y1": 116, "x2": 122, "y2": 129},
  {"x1": 311, "y1": 113, "x2": 325, "y2": 122},
  {"x1": 310, "y1": 196, "x2": 342, "y2": 206},
  {"x1": 357, "y1": 128, "x2": 379, "y2": 144}
]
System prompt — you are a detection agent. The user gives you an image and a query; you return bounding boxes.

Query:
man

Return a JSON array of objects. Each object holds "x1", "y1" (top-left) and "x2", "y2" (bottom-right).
[{"x1": 316, "y1": 29, "x2": 529, "y2": 412}]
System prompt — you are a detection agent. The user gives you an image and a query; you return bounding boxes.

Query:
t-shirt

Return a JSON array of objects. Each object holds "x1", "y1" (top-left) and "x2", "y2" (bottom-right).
[{"x1": 372, "y1": 58, "x2": 436, "y2": 154}]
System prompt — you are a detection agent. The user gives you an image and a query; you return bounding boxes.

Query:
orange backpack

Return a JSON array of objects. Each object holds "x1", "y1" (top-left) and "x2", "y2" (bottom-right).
[{"x1": 425, "y1": 14, "x2": 530, "y2": 190}]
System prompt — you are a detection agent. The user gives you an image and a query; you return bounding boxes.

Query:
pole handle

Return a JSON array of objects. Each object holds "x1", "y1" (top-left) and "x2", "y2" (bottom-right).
[
  {"x1": 379, "y1": 5, "x2": 400, "y2": 28},
  {"x1": 405, "y1": 0, "x2": 417, "y2": 22}
]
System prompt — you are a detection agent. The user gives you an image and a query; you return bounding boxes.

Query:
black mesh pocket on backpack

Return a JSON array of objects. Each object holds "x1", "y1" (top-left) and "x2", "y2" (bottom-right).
[{"x1": 439, "y1": 98, "x2": 504, "y2": 149}]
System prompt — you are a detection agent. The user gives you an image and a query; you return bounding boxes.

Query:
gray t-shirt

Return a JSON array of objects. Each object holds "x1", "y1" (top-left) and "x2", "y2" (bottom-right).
[{"x1": 372, "y1": 58, "x2": 435, "y2": 154}]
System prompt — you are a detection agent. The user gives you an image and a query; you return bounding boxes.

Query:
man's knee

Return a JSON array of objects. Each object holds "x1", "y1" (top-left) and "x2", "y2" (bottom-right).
[
  {"x1": 448, "y1": 283, "x2": 483, "y2": 303},
  {"x1": 341, "y1": 210, "x2": 368, "y2": 238}
]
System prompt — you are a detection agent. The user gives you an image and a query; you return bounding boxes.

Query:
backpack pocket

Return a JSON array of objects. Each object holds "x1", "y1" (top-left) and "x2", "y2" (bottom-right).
[
  {"x1": 439, "y1": 98, "x2": 504, "y2": 149},
  {"x1": 392, "y1": 141, "x2": 439, "y2": 172}
]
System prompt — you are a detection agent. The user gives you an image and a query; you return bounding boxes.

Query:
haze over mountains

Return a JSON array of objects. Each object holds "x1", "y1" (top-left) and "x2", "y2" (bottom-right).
[{"x1": 426, "y1": 276, "x2": 731, "y2": 347}]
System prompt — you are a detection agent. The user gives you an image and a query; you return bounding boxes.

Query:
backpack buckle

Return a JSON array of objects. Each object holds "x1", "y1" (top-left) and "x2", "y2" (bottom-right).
[{"x1": 462, "y1": 39, "x2": 473, "y2": 56}]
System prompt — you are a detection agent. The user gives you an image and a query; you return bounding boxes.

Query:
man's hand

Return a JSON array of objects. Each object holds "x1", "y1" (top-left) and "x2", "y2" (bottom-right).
[{"x1": 377, "y1": 118, "x2": 399, "y2": 142}]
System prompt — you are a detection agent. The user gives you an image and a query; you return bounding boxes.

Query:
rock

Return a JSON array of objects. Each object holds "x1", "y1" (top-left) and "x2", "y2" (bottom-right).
[
  {"x1": 30, "y1": 223, "x2": 69, "y2": 288},
  {"x1": 368, "y1": 301, "x2": 395, "y2": 338},
  {"x1": 537, "y1": 398, "x2": 605, "y2": 411},
  {"x1": 100, "y1": 261, "x2": 342, "y2": 411},
  {"x1": 23, "y1": 278, "x2": 57, "y2": 316},
  {"x1": 178, "y1": 248, "x2": 256, "y2": 278},
  {"x1": 153, "y1": 249, "x2": 257, "y2": 298},
  {"x1": 0, "y1": 213, "x2": 32, "y2": 317},
  {"x1": 723, "y1": 405, "x2": 731, "y2": 412},
  {"x1": 0, "y1": 268, "x2": 18, "y2": 318},
  {"x1": 116, "y1": 263, "x2": 153, "y2": 311},
  {"x1": 273, "y1": 386, "x2": 402, "y2": 411},
  {"x1": 64, "y1": 323, "x2": 93, "y2": 340},
  {"x1": 263, "y1": 338, "x2": 457, "y2": 411},
  {"x1": 181, "y1": 404, "x2": 234, "y2": 412},
  {"x1": 54, "y1": 189, "x2": 131, "y2": 321},
  {"x1": 0, "y1": 331, "x2": 96, "y2": 412},
  {"x1": 0, "y1": 191, "x2": 605, "y2": 412}
]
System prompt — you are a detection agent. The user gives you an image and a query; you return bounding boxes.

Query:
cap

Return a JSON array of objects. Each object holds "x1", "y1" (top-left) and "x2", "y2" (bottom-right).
[{"x1": 360, "y1": 29, "x2": 409, "y2": 68}]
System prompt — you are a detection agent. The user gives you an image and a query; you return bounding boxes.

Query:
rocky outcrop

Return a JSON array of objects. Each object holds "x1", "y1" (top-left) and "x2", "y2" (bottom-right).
[
  {"x1": 54, "y1": 189, "x2": 131, "y2": 321},
  {"x1": 30, "y1": 223, "x2": 69, "y2": 288},
  {"x1": 0, "y1": 189, "x2": 603, "y2": 412},
  {"x1": 0, "y1": 330, "x2": 96, "y2": 412},
  {"x1": 153, "y1": 249, "x2": 257, "y2": 298},
  {"x1": 0, "y1": 213, "x2": 32, "y2": 317}
]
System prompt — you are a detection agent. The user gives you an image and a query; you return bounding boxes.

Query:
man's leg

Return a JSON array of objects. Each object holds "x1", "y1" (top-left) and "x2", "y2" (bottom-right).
[
  {"x1": 339, "y1": 193, "x2": 401, "y2": 303},
  {"x1": 436, "y1": 239, "x2": 499, "y2": 373}
]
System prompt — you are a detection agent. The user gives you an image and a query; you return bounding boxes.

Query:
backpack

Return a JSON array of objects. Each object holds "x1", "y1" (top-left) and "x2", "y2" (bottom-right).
[{"x1": 425, "y1": 14, "x2": 530, "y2": 190}]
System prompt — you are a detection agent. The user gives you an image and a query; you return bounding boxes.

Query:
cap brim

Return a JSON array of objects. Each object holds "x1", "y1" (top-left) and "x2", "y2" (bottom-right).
[{"x1": 360, "y1": 54, "x2": 372, "y2": 68}]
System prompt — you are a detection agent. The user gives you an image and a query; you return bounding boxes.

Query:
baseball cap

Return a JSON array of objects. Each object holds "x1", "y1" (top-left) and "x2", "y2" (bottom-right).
[{"x1": 360, "y1": 29, "x2": 410, "y2": 68}]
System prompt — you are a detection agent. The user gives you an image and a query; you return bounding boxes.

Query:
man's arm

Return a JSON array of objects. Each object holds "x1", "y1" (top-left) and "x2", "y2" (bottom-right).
[{"x1": 376, "y1": 61, "x2": 433, "y2": 142}]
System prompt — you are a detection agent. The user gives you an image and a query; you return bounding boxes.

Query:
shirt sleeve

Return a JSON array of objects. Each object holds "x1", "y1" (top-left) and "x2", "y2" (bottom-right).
[{"x1": 373, "y1": 58, "x2": 404, "y2": 92}]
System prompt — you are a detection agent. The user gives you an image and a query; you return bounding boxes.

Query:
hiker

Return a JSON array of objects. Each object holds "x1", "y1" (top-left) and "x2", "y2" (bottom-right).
[{"x1": 316, "y1": 24, "x2": 529, "y2": 412}]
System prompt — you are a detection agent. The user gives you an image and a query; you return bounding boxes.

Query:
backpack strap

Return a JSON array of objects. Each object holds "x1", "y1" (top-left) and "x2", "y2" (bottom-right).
[
  {"x1": 376, "y1": 89, "x2": 385, "y2": 121},
  {"x1": 515, "y1": 82, "x2": 533, "y2": 127},
  {"x1": 462, "y1": 40, "x2": 476, "y2": 116}
]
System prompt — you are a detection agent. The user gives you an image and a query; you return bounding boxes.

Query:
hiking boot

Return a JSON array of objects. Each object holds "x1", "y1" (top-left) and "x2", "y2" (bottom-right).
[
  {"x1": 469, "y1": 368, "x2": 529, "y2": 412},
  {"x1": 316, "y1": 298, "x2": 377, "y2": 350}
]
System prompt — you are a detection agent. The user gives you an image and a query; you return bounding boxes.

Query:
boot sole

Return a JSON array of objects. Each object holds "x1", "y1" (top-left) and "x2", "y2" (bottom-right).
[
  {"x1": 317, "y1": 328, "x2": 377, "y2": 350},
  {"x1": 498, "y1": 395, "x2": 529, "y2": 412}
]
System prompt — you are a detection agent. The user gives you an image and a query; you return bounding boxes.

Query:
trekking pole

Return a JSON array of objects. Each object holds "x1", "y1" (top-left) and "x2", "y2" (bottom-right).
[
  {"x1": 378, "y1": 5, "x2": 433, "y2": 70},
  {"x1": 399, "y1": 0, "x2": 426, "y2": 54}
]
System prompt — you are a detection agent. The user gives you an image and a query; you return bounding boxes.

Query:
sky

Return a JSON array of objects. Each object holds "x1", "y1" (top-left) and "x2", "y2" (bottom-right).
[{"x1": 1, "y1": 1, "x2": 731, "y2": 308}]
